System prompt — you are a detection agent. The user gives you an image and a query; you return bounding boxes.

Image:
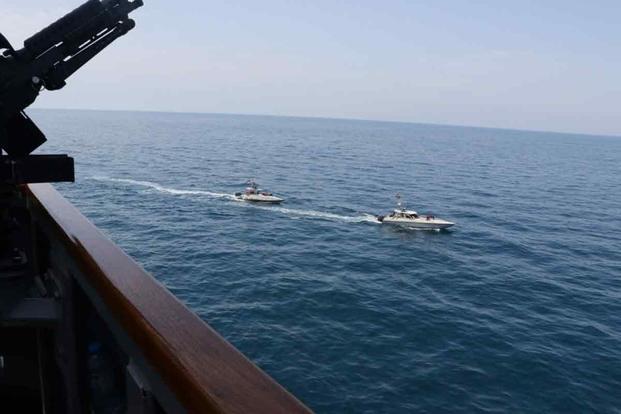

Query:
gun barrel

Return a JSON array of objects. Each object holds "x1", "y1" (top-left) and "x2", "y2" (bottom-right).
[
  {"x1": 24, "y1": 0, "x2": 103, "y2": 57},
  {"x1": 23, "y1": 0, "x2": 143, "y2": 58}
]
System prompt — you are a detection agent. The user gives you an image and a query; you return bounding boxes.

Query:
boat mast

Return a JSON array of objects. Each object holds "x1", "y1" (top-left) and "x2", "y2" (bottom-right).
[{"x1": 396, "y1": 192, "x2": 405, "y2": 211}]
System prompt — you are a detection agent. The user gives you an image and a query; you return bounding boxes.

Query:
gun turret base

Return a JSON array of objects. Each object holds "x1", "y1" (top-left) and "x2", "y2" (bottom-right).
[{"x1": 0, "y1": 155, "x2": 74, "y2": 184}]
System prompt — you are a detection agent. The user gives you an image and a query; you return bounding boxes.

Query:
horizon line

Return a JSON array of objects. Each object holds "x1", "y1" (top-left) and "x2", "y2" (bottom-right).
[{"x1": 30, "y1": 106, "x2": 621, "y2": 140}]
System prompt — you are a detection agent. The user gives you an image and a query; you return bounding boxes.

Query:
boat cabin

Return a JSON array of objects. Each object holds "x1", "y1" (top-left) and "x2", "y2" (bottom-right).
[
  {"x1": 389, "y1": 209, "x2": 419, "y2": 219},
  {"x1": 244, "y1": 187, "x2": 273, "y2": 196}
]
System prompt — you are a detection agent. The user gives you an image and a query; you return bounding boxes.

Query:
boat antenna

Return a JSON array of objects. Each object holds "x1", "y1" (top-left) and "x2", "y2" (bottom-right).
[{"x1": 395, "y1": 193, "x2": 405, "y2": 210}]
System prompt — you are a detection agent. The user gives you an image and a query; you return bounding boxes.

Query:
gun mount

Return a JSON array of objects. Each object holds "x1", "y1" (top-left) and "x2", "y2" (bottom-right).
[{"x1": 0, "y1": 0, "x2": 143, "y2": 182}]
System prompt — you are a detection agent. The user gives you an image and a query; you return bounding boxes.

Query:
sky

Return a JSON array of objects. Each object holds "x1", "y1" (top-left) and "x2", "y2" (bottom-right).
[{"x1": 3, "y1": 0, "x2": 621, "y2": 136}]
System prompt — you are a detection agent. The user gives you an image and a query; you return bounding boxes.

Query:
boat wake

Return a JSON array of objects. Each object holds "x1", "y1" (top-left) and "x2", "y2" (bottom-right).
[
  {"x1": 91, "y1": 177, "x2": 237, "y2": 200},
  {"x1": 255, "y1": 205, "x2": 380, "y2": 224},
  {"x1": 90, "y1": 177, "x2": 380, "y2": 224}
]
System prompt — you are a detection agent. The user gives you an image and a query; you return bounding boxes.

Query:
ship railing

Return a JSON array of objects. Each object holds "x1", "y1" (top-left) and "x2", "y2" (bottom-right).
[{"x1": 24, "y1": 183, "x2": 311, "y2": 414}]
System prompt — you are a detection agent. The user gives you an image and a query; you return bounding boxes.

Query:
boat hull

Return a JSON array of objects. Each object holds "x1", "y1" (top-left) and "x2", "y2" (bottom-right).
[
  {"x1": 379, "y1": 217, "x2": 454, "y2": 230},
  {"x1": 236, "y1": 194, "x2": 284, "y2": 203}
]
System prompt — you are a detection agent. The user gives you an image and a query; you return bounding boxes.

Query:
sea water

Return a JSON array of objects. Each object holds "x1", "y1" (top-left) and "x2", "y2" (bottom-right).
[{"x1": 34, "y1": 109, "x2": 621, "y2": 413}]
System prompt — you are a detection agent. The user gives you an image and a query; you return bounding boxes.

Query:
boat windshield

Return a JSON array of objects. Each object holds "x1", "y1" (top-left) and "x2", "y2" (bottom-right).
[{"x1": 393, "y1": 211, "x2": 418, "y2": 219}]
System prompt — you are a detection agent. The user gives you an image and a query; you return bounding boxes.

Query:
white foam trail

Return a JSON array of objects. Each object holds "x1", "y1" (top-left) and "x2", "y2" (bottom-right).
[
  {"x1": 90, "y1": 176, "x2": 236, "y2": 200},
  {"x1": 90, "y1": 176, "x2": 380, "y2": 224},
  {"x1": 257, "y1": 205, "x2": 380, "y2": 223}
]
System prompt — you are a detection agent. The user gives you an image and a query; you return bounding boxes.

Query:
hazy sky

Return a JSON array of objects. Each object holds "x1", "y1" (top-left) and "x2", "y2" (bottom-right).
[{"x1": 4, "y1": 0, "x2": 621, "y2": 135}]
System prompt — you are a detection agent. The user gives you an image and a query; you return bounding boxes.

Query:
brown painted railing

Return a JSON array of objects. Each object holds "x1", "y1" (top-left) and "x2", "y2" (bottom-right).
[{"x1": 24, "y1": 183, "x2": 312, "y2": 414}]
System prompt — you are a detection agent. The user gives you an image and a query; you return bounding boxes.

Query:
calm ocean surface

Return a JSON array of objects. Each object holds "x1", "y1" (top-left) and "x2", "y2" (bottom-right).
[{"x1": 34, "y1": 109, "x2": 621, "y2": 413}]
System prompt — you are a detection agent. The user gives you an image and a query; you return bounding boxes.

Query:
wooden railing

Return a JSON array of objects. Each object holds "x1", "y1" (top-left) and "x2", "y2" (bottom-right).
[{"x1": 24, "y1": 183, "x2": 312, "y2": 414}]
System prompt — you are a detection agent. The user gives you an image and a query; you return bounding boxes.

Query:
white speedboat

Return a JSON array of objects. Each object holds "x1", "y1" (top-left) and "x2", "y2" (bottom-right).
[
  {"x1": 235, "y1": 180, "x2": 284, "y2": 203},
  {"x1": 377, "y1": 194, "x2": 454, "y2": 230}
]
